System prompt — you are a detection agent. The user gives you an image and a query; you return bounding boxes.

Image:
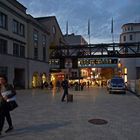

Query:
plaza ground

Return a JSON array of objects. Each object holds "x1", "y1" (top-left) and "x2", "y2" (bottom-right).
[{"x1": 1, "y1": 87, "x2": 140, "y2": 140}]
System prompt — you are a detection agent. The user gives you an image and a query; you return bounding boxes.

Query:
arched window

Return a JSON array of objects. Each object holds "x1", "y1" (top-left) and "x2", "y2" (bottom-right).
[{"x1": 52, "y1": 26, "x2": 56, "y2": 35}]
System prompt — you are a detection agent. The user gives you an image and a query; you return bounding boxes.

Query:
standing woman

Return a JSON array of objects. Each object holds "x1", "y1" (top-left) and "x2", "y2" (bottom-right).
[{"x1": 0, "y1": 74, "x2": 16, "y2": 135}]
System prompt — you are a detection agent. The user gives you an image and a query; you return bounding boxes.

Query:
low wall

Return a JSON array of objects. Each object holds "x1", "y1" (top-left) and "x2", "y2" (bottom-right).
[
  {"x1": 128, "y1": 79, "x2": 140, "y2": 96},
  {"x1": 135, "y1": 79, "x2": 140, "y2": 96}
]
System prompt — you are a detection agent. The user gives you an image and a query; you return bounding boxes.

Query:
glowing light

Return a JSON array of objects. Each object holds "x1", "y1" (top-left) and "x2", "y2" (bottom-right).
[
  {"x1": 118, "y1": 62, "x2": 122, "y2": 68},
  {"x1": 92, "y1": 68, "x2": 96, "y2": 71},
  {"x1": 51, "y1": 75, "x2": 55, "y2": 81},
  {"x1": 124, "y1": 68, "x2": 127, "y2": 74},
  {"x1": 124, "y1": 75, "x2": 127, "y2": 83}
]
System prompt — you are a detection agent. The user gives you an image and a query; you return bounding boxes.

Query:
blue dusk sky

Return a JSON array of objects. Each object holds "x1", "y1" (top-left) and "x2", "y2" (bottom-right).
[{"x1": 18, "y1": 0, "x2": 140, "y2": 43}]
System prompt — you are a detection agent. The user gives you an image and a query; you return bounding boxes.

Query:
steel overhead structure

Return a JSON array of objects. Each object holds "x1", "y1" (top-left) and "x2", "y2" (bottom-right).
[{"x1": 49, "y1": 42, "x2": 140, "y2": 59}]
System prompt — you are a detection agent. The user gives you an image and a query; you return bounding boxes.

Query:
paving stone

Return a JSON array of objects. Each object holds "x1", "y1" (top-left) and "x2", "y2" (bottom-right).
[{"x1": 1, "y1": 87, "x2": 140, "y2": 140}]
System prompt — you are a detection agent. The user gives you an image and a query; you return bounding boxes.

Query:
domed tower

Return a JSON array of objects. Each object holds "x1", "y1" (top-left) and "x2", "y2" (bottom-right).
[{"x1": 120, "y1": 23, "x2": 140, "y2": 43}]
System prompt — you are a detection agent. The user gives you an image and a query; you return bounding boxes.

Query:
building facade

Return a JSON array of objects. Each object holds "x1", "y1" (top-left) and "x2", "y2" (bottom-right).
[
  {"x1": 120, "y1": 23, "x2": 140, "y2": 86},
  {"x1": 0, "y1": 0, "x2": 28, "y2": 88},
  {"x1": 0, "y1": 0, "x2": 52, "y2": 88},
  {"x1": 35, "y1": 16, "x2": 66, "y2": 85},
  {"x1": 120, "y1": 23, "x2": 140, "y2": 43},
  {"x1": 27, "y1": 15, "x2": 50, "y2": 88},
  {"x1": 36, "y1": 16, "x2": 65, "y2": 47},
  {"x1": 64, "y1": 33, "x2": 88, "y2": 45}
]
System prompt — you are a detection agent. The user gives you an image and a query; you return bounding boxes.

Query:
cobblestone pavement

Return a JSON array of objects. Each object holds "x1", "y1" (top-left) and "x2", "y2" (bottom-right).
[{"x1": 1, "y1": 87, "x2": 140, "y2": 140}]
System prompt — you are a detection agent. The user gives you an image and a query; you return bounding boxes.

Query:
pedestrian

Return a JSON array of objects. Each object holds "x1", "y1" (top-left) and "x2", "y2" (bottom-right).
[
  {"x1": 61, "y1": 78, "x2": 69, "y2": 102},
  {"x1": 0, "y1": 74, "x2": 16, "y2": 135},
  {"x1": 44, "y1": 81, "x2": 49, "y2": 89},
  {"x1": 87, "y1": 81, "x2": 90, "y2": 88},
  {"x1": 50, "y1": 81, "x2": 53, "y2": 89}
]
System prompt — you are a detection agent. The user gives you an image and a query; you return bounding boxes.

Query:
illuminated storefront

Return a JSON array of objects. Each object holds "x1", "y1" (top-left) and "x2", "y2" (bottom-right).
[
  {"x1": 32, "y1": 72, "x2": 39, "y2": 88},
  {"x1": 32, "y1": 72, "x2": 48, "y2": 88}
]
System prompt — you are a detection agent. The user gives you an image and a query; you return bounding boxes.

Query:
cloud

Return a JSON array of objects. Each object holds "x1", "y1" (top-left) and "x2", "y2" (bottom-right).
[{"x1": 18, "y1": 0, "x2": 140, "y2": 43}]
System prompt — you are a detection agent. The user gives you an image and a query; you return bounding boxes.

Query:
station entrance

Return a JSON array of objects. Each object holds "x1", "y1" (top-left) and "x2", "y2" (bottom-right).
[{"x1": 49, "y1": 42, "x2": 140, "y2": 87}]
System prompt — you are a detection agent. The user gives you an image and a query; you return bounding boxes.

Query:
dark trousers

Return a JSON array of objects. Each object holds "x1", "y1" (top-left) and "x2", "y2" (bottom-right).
[
  {"x1": 0, "y1": 111, "x2": 4, "y2": 132},
  {"x1": 0, "y1": 102, "x2": 12, "y2": 132},
  {"x1": 61, "y1": 88, "x2": 68, "y2": 101}
]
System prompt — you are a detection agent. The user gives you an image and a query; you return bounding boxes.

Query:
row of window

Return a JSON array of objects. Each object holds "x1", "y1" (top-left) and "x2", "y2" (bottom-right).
[
  {"x1": 0, "y1": 38, "x2": 47, "y2": 61},
  {"x1": 33, "y1": 30, "x2": 47, "y2": 61},
  {"x1": 13, "y1": 43, "x2": 25, "y2": 57},
  {"x1": 0, "y1": 11, "x2": 25, "y2": 37},
  {"x1": 34, "y1": 47, "x2": 46, "y2": 61},
  {"x1": 0, "y1": 11, "x2": 48, "y2": 61},
  {"x1": 13, "y1": 20, "x2": 25, "y2": 36},
  {"x1": 33, "y1": 30, "x2": 47, "y2": 47},
  {"x1": 0, "y1": 38, "x2": 25, "y2": 57},
  {"x1": 123, "y1": 26, "x2": 133, "y2": 32},
  {"x1": 0, "y1": 11, "x2": 48, "y2": 46},
  {"x1": 123, "y1": 34, "x2": 133, "y2": 42}
]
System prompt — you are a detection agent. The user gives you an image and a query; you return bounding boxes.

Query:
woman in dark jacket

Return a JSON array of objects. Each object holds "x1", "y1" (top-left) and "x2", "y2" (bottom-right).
[{"x1": 0, "y1": 75, "x2": 16, "y2": 135}]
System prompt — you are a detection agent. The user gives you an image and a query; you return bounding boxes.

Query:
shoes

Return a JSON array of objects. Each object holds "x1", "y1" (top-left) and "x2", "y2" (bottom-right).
[{"x1": 5, "y1": 126, "x2": 13, "y2": 133}]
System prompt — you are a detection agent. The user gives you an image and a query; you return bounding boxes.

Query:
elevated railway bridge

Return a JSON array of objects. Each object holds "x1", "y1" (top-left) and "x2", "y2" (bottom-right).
[{"x1": 49, "y1": 42, "x2": 140, "y2": 85}]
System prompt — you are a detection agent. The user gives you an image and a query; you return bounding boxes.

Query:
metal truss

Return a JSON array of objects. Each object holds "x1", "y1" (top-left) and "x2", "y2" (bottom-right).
[{"x1": 49, "y1": 42, "x2": 140, "y2": 59}]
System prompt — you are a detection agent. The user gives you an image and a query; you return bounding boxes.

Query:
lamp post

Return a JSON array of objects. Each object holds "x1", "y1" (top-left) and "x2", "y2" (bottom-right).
[
  {"x1": 65, "y1": 59, "x2": 72, "y2": 81},
  {"x1": 78, "y1": 68, "x2": 81, "y2": 90},
  {"x1": 118, "y1": 60, "x2": 122, "y2": 77}
]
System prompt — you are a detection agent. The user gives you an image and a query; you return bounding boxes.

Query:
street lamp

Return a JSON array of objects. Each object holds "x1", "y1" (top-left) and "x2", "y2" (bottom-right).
[
  {"x1": 65, "y1": 59, "x2": 72, "y2": 81},
  {"x1": 118, "y1": 60, "x2": 122, "y2": 76}
]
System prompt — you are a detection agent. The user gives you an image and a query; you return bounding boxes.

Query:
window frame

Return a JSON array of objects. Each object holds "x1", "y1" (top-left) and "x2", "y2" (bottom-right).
[
  {"x1": 0, "y1": 12, "x2": 7, "y2": 29},
  {"x1": 0, "y1": 38, "x2": 7, "y2": 54}
]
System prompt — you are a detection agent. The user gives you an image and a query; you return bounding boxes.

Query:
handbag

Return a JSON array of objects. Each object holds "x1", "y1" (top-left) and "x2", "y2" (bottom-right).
[{"x1": 7, "y1": 100, "x2": 18, "y2": 111}]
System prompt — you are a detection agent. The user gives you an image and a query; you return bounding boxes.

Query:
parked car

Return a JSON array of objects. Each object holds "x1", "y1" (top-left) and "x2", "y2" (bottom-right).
[{"x1": 108, "y1": 77, "x2": 126, "y2": 94}]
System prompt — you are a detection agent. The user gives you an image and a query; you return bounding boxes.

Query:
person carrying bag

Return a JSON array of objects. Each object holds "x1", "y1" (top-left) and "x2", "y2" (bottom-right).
[
  {"x1": 1, "y1": 88, "x2": 18, "y2": 111},
  {"x1": 0, "y1": 74, "x2": 18, "y2": 136}
]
